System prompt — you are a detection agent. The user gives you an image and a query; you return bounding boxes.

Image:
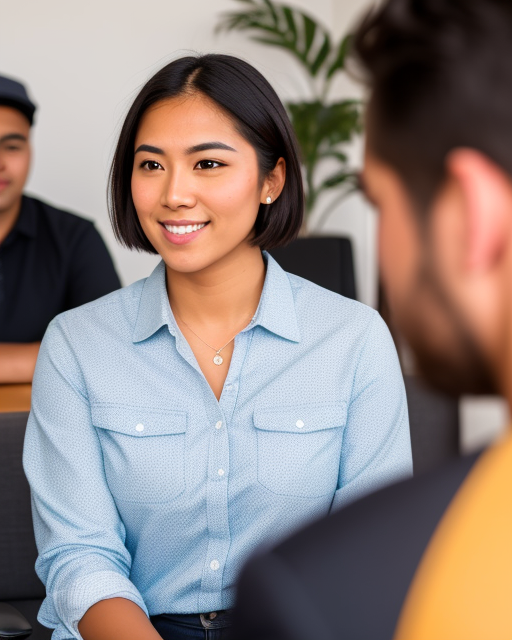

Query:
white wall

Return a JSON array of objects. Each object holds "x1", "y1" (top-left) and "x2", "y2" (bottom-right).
[{"x1": 0, "y1": 0, "x2": 374, "y2": 299}]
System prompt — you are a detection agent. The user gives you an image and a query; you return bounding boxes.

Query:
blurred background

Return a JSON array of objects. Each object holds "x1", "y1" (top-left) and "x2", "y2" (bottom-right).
[
  {"x1": 0, "y1": 0, "x2": 375, "y2": 301},
  {"x1": 1, "y1": 0, "x2": 507, "y2": 452}
]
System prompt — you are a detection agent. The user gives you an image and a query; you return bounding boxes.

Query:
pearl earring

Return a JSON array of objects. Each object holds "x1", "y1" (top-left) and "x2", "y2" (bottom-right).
[{"x1": 266, "y1": 196, "x2": 272, "y2": 204}]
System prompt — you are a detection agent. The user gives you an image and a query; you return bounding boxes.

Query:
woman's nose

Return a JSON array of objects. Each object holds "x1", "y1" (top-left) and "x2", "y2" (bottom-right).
[{"x1": 161, "y1": 169, "x2": 197, "y2": 210}]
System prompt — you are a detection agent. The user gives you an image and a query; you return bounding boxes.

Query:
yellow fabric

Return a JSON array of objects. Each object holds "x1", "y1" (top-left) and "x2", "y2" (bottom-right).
[{"x1": 394, "y1": 432, "x2": 512, "y2": 640}]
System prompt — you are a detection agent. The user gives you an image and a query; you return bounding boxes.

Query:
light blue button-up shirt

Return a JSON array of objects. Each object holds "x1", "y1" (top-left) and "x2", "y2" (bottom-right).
[{"x1": 23, "y1": 254, "x2": 412, "y2": 639}]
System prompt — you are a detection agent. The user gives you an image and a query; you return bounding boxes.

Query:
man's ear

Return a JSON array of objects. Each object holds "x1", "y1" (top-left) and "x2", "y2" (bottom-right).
[
  {"x1": 446, "y1": 148, "x2": 512, "y2": 272},
  {"x1": 260, "y1": 157, "x2": 286, "y2": 204}
]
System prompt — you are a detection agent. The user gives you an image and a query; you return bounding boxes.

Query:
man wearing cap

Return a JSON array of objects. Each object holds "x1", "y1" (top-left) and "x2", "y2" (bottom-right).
[{"x1": 0, "y1": 75, "x2": 120, "y2": 383}]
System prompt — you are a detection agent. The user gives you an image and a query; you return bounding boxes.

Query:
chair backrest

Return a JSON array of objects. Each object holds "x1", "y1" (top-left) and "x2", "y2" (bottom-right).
[
  {"x1": 404, "y1": 375, "x2": 460, "y2": 475},
  {"x1": 270, "y1": 236, "x2": 357, "y2": 300},
  {"x1": 0, "y1": 412, "x2": 45, "y2": 601}
]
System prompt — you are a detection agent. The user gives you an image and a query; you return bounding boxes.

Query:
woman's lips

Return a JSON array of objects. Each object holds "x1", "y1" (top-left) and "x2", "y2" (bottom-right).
[
  {"x1": 0, "y1": 180, "x2": 10, "y2": 193},
  {"x1": 159, "y1": 220, "x2": 210, "y2": 246}
]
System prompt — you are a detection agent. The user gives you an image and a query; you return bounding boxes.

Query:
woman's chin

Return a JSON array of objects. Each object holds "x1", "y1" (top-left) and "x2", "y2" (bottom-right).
[{"x1": 162, "y1": 251, "x2": 218, "y2": 275}]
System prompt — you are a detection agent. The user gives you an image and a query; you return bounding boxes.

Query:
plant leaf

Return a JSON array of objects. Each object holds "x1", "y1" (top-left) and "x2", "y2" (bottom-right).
[
  {"x1": 320, "y1": 171, "x2": 353, "y2": 190},
  {"x1": 319, "y1": 150, "x2": 348, "y2": 163},
  {"x1": 310, "y1": 33, "x2": 331, "y2": 76},
  {"x1": 216, "y1": 0, "x2": 333, "y2": 78},
  {"x1": 282, "y1": 6, "x2": 297, "y2": 43},
  {"x1": 326, "y1": 33, "x2": 353, "y2": 79},
  {"x1": 262, "y1": 0, "x2": 279, "y2": 26},
  {"x1": 302, "y1": 14, "x2": 316, "y2": 57}
]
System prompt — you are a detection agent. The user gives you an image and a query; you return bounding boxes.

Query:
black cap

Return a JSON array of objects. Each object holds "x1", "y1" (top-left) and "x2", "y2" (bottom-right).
[{"x1": 0, "y1": 75, "x2": 37, "y2": 125}]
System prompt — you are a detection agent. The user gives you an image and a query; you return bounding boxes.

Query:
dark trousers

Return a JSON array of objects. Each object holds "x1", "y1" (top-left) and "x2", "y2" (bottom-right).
[{"x1": 151, "y1": 610, "x2": 233, "y2": 640}]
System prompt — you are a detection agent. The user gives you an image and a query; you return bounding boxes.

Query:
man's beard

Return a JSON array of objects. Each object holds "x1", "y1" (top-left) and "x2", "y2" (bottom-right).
[{"x1": 397, "y1": 260, "x2": 498, "y2": 398}]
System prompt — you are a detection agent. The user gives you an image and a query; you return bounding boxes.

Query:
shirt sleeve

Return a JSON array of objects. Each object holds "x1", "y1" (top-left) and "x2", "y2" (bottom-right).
[
  {"x1": 23, "y1": 315, "x2": 148, "y2": 640},
  {"x1": 332, "y1": 311, "x2": 413, "y2": 510},
  {"x1": 64, "y1": 223, "x2": 121, "y2": 310}
]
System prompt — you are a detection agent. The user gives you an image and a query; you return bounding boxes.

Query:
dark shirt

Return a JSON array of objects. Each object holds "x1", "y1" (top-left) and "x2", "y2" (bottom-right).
[
  {"x1": 0, "y1": 195, "x2": 121, "y2": 342},
  {"x1": 233, "y1": 451, "x2": 486, "y2": 640}
]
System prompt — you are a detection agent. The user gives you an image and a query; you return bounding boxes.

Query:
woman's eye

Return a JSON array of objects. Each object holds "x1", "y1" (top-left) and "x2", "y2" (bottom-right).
[
  {"x1": 141, "y1": 160, "x2": 162, "y2": 171},
  {"x1": 195, "y1": 160, "x2": 224, "y2": 170}
]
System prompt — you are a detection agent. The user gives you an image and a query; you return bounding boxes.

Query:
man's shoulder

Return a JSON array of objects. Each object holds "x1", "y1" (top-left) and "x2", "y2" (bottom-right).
[
  {"x1": 26, "y1": 194, "x2": 96, "y2": 239},
  {"x1": 280, "y1": 452, "x2": 479, "y2": 559},
  {"x1": 27, "y1": 194, "x2": 92, "y2": 224},
  {"x1": 237, "y1": 453, "x2": 481, "y2": 640}
]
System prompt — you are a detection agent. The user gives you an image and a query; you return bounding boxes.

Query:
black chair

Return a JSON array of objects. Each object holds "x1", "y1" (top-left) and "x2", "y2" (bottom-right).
[
  {"x1": 270, "y1": 236, "x2": 357, "y2": 300},
  {"x1": 0, "y1": 411, "x2": 51, "y2": 639},
  {"x1": 404, "y1": 375, "x2": 460, "y2": 474}
]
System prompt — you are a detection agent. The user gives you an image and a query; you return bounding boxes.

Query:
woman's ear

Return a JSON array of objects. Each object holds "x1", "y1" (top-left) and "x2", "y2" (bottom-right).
[{"x1": 260, "y1": 157, "x2": 286, "y2": 204}]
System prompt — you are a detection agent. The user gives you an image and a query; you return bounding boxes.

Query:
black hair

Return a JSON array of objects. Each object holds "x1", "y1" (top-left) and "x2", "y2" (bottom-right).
[
  {"x1": 352, "y1": 0, "x2": 512, "y2": 213},
  {"x1": 109, "y1": 54, "x2": 304, "y2": 252}
]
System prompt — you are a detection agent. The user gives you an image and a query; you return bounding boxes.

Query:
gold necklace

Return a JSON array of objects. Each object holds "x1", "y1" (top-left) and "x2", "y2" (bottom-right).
[{"x1": 176, "y1": 313, "x2": 253, "y2": 366}]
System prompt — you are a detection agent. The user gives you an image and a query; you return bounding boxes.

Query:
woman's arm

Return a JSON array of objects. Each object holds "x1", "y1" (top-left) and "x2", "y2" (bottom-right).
[
  {"x1": 333, "y1": 311, "x2": 413, "y2": 509},
  {"x1": 23, "y1": 317, "x2": 150, "y2": 639},
  {"x1": 0, "y1": 342, "x2": 39, "y2": 382},
  {"x1": 79, "y1": 599, "x2": 162, "y2": 640}
]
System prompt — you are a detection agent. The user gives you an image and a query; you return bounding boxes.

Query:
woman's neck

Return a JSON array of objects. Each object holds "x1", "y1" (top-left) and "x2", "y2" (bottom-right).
[{"x1": 166, "y1": 245, "x2": 266, "y2": 329}]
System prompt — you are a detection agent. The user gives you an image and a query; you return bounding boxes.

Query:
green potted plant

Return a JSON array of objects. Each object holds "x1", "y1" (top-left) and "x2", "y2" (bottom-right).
[{"x1": 217, "y1": 0, "x2": 362, "y2": 298}]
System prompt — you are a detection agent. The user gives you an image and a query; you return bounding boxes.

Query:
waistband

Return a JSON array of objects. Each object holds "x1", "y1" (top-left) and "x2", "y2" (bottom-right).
[{"x1": 152, "y1": 609, "x2": 233, "y2": 630}]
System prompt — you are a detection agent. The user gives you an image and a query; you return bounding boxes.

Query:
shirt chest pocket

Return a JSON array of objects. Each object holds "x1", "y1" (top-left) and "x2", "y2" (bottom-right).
[
  {"x1": 253, "y1": 403, "x2": 347, "y2": 499},
  {"x1": 91, "y1": 404, "x2": 187, "y2": 504}
]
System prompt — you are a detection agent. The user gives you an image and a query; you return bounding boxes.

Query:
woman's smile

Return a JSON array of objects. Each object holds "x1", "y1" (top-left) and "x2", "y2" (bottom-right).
[{"x1": 160, "y1": 219, "x2": 210, "y2": 245}]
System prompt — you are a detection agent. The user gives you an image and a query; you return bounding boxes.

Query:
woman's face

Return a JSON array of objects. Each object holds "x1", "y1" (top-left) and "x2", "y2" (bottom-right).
[{"x1": 131, "y1": 93, "x2": 279, "y2": 273}]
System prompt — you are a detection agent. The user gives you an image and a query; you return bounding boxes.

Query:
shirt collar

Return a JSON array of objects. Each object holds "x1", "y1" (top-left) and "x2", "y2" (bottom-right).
[
  {"x1": 251, "y1": 252, "x2": 300, "y2": 343},
  {"x1": 132, "y1": 252, "x2": 301, "y2": 344},
  {"x1": 132, "y1": 260, "x2": 177, "y2": 343}
]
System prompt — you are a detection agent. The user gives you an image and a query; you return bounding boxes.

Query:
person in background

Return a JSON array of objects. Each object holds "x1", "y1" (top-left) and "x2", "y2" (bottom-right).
[
  {"x1": 233, "y1": 0, "x2": 512, "y2": 638},
  {"x1": 0, "y1": 74, "x2": 120, "y2": 383}
]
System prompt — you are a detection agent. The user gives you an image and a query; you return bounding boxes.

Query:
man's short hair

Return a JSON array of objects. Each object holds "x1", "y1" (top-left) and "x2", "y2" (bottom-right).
[{"x1": 352, "y1": 0, "x2": 512, "y2": 213}]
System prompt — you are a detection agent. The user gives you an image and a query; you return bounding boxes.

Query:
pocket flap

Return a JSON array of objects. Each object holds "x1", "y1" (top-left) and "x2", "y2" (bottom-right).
[
  {"x1": 253, "y1": 403, "x2": 347, "y2": 434},
  {"x1": 91, "y1": 404, "x2": 187, "y2": 437}
]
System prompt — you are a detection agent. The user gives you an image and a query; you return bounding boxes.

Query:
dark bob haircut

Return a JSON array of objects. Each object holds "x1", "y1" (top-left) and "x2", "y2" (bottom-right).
[
  {"x1": 352, "y1": 0, "x2": 512, "y2": 214},
  {"x1": 109, "y1": 54, "x2": 304, "y2": 253}
]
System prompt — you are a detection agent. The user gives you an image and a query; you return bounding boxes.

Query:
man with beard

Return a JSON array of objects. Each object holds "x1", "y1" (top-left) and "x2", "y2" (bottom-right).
[{"x1": 232, "y1": 0, "x2": 512, "y2": 638}]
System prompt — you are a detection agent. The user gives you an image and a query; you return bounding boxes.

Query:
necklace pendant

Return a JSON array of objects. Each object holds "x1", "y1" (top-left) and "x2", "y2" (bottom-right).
[{"x1": 213, "y1": 354, "x2": 224, "y2": 366}]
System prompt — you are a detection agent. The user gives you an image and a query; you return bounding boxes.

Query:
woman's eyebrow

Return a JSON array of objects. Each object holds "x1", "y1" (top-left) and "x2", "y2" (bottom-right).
[
  {"x1": 185, "y1": 142, "x2": 237, "y2": 154},
  {"x1": 134, "y1": 144, "x2": 164, "y2": 155}
]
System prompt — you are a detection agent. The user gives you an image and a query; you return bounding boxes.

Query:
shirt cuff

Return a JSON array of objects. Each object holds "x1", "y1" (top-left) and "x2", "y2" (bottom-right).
[{"x1": 38, "y1": 570, "x2": 148, "y2": 640}]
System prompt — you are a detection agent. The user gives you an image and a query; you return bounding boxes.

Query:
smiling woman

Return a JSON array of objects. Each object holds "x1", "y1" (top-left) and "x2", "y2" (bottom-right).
[{"x1": 23, "y1": 54, "x2": 413, "y2": 640}]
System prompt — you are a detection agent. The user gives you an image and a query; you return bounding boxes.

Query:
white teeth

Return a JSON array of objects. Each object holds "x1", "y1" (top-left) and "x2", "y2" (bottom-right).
[{"x1": 164, "y1": 223, "x2": 206, "y2": 235}]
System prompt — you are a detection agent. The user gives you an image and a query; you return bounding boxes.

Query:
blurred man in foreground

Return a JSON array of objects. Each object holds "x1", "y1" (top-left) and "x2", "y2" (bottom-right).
[
  {"x1": 234, "y1": 0, "x2": 512, "y2": 638},
  {"x1": 0, "y1": 75, "x2": 120, "y2": 383}
]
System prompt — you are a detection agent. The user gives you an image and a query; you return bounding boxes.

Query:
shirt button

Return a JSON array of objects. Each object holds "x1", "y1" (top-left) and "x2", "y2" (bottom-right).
[
  {"x1": 296, "y1": 420, "x2": 304, "y2": 429},
  {"x1": 135, "y1": 423, "x2": 144, "y2": 432},
  {"x1": 215, "y1": 421, "x2": 222, "y2": 430},
  {"x1": 224, "y1": 383, "x2": 233, "y2": 392},
  {"x1": 210, "y1": 560, "x2": 220, "y2": 571},
  {"x1": 218, "y1": 468, "x2": 225, "y2": 477}
]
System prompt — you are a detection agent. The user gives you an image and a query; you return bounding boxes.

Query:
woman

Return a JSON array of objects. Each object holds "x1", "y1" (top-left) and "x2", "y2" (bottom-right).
[{"x1": 23, "y1": 54, "x2": 412, "y2": 640}]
